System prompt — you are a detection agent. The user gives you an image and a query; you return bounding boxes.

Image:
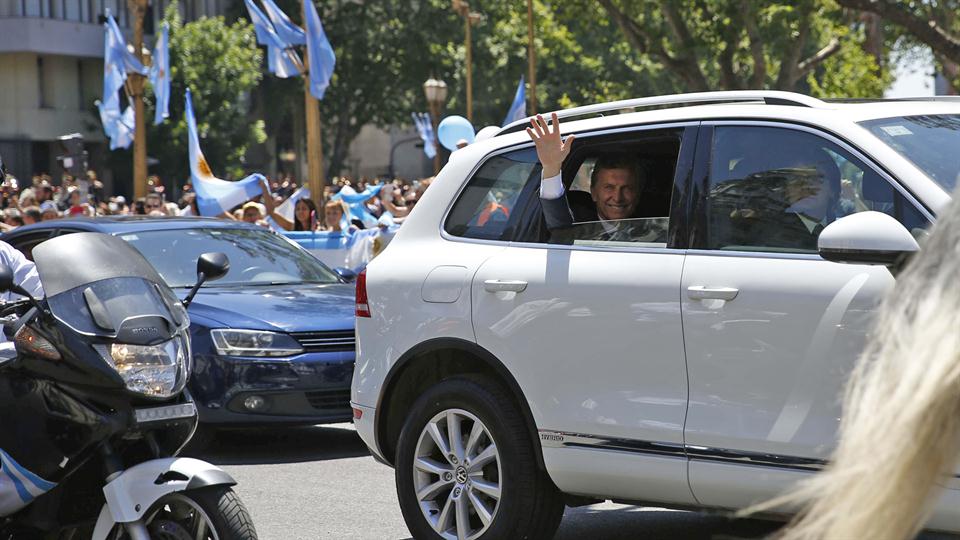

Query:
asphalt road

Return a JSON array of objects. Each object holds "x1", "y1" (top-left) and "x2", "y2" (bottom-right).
[
  {"x1": 194, "y1": 423, "x2": 956, "y2": 540},
  {"x1": 193, "y1": 423, "x2": 786, "y2": 540}
]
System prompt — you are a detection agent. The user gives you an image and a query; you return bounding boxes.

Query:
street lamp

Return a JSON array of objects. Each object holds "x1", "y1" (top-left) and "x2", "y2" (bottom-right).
[{"x1": 423, "y1": 77, "x2": 448, "y2": 175}]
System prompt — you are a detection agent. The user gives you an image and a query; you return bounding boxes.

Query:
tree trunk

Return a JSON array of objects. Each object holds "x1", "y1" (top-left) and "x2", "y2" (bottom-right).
[{"x1": 835, "y1": 0, "x2": 960, "y2": 65}]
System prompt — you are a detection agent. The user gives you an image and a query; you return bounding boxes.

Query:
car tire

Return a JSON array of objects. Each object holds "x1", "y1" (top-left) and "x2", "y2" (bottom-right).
[{"x1": 396, "y1": 377, "x2": 565, "y2": 540}]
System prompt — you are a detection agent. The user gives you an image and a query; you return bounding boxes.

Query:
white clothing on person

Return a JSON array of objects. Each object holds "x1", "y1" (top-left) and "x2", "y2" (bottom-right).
[{"x1": 0, "y1": 241, "x2": 43, "y2": 343}]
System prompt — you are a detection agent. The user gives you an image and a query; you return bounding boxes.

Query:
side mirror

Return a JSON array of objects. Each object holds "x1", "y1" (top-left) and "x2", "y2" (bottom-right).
[
  {"x1": 334, "y1": 267, "x2": 357, "y2": 282},
  {"x1": 183, "y1": 252, "x2": 230, "y2": 307},
  {"x1": 818, "y1": 211, "x2": 919, "y2": 269},
  {"x1": 197, "y1": 252, "x2": 230, "y2": 282},
  {"x1": 0, "y1": 265, "x2": 15, "y2": 293}
]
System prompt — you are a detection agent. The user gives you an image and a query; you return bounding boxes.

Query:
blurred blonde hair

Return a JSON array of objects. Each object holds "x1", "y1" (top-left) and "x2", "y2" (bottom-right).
[{"x1": 743, "y1": 193, "x2": 960, "y2": 540}]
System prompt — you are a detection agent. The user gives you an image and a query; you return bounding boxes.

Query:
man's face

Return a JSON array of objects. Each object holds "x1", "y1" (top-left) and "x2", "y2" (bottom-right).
[
  {"x1": 145, "y1": 197, "x2": 164, "y2": 214},
  {"x1": 591, "y1": 168, "x2": 641, "y2": 221}
]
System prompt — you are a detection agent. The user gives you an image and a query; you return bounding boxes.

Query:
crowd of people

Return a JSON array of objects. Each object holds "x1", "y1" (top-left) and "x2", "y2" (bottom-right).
[{"x1": 0, "y1": 169, "x2": 434, "y2": 234}]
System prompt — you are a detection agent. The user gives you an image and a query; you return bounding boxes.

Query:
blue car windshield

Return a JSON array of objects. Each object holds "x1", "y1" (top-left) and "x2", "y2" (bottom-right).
[
  {"x1": 118, "y1": 228, "x2": 340, "y2": 288},
  {"x1": 860, "y1": 114, "x2": 960, "y2": 193}
]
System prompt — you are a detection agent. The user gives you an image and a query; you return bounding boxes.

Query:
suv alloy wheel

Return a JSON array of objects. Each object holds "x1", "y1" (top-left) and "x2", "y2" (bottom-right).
[{"x1": 395, "y1": 377, "x2": 564, "y2": 540}]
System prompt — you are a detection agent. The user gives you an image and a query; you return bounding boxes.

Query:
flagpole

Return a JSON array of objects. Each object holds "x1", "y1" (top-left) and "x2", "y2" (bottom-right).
[
  {"x1": 526, "y1": 0, "x2": 537, "y2": 114},
  {"x1": 302, "y1": 0, "x2": 325, "y2": 212},
  {"x1": 130, "y1": 0, "x2": 148, "y2": 200}
]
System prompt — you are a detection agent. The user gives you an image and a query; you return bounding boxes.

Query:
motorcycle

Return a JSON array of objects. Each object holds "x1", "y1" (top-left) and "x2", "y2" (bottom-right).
[{"x1": 0, "y1": 231, "x2": 257, "y2": 539}]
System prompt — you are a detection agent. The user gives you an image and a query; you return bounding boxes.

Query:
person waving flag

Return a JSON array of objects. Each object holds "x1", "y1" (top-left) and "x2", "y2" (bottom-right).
[{"x1": 185, "y1": 88, "x2": 265, "y2": 217}]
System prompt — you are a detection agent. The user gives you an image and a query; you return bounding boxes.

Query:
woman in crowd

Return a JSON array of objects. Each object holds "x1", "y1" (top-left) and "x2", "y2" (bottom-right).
[
  {"x1": 745, "y1": 190, "x2": 960, "y2": 540},
  {"x1": 262, "y1": 183, "x2": 319, "y2": 231}
]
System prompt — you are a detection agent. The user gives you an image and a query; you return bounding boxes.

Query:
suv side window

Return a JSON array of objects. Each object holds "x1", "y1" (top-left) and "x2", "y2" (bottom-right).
[
  {"x1": 444, "y1": 147, "x2": 539, "y2": 241},
  {"x1": 514, "y1": 127, "x2": 687, "y2": 248},
  {"x1": 704, "y1": 125, "x2": 930, "y2": 253}
]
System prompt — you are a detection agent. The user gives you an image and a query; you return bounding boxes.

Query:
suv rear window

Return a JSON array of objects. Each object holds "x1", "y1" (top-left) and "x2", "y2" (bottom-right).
[{"x1": 444, "y1": 147, "x2": 539, "y2": 241}]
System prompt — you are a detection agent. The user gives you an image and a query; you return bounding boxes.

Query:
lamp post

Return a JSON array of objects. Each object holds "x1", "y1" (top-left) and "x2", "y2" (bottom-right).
[
  {"x1": 452, "y1": 0, "x2": 481, "y2": 122},
  {"x1": 527, "y1": 0, "x2": 537, "y2": 114},
  {"x1": 128, "y1": 0, "x2": 148, "y2": 200},
  {"x1": 423, "y1": 77, "x2": 448, "y2": 175}
]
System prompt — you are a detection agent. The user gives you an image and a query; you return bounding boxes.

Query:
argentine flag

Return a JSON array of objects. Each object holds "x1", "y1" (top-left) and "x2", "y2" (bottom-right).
[
  {"x1": 185, "y1": 88, "x2": 265, "y2": 217},
  {"x1": 149, "y1": 23, "x2": 171, "y2": 125},
  {"x1": 0, "y1": 449, "x2": 56, "y2": 516},
  {"x1": 502, "y1": 75, "x2": 526, "y2": 127}
]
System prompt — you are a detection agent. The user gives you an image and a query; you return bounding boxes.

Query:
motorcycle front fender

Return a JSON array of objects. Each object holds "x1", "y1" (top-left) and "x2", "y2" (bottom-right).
[{"x1": 91, "y1": 457, "x2": 235, "y2": 540}]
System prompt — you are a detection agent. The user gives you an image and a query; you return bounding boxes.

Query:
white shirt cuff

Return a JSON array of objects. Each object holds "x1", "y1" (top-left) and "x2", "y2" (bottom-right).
[{"x1": 539, "y1": 173, "x2": 564, "y2": 200}]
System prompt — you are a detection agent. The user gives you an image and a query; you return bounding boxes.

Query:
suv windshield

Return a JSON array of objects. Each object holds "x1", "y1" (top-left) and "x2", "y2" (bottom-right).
[
  {"x1": 118, "y1": 228, "x2": 340, "y2": 288},
  {"x1": 860, "y1": 114, "x2": 960, "y2": 193}
]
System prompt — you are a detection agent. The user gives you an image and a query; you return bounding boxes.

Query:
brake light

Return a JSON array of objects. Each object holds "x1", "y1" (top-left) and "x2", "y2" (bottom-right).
[{"x1": 355, "y1": 269, "x2": 371, "y2": 318}]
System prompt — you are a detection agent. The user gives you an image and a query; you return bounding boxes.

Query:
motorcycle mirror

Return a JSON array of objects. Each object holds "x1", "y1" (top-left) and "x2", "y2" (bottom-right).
[
  {"x1": 0, "y1": 264, "x2": 15, "y2": 292},
  {"x1": 182, "y1": 252, "x2": 230, "y2": 308},
  {"x1": 0, "y1": 263, "x2": 43, "y2": 312},
  {"x1": 197, "y1": 252, "x2": 230, "y2": 282}
]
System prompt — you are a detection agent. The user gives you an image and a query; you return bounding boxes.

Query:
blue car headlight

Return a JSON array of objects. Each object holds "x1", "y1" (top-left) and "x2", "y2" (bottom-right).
[{"x1": 210, "y1": 329, "x2": 304, "y2": 357}]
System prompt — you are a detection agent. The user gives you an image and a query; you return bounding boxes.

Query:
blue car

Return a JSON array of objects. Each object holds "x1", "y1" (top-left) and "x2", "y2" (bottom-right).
[{"x1": 2, "y1": 217, "x2": 356, "y2": 440}]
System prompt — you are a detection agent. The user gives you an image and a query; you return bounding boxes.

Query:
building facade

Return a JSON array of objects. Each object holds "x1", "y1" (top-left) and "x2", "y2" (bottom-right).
[{"x1": 0, "y1": 0, "x2": 231, "y2": 193}]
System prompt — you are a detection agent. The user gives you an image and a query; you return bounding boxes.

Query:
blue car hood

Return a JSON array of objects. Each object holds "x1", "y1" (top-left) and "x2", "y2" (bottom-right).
[{"x1": 185, "y1": 283, "x2": 355, "y2": 333}]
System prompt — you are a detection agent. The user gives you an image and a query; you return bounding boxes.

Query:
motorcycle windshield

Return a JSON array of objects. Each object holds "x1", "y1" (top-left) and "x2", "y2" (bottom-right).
[{"x1": 33, "y1": 233, "x2": 187, "y2": 341}]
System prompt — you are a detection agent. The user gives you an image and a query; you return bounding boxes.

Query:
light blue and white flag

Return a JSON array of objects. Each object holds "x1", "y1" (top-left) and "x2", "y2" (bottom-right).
[
  {"x1": 502, "y1": 75, "x2": 526, "y2": 127},
  {"x1": 99, "y1": 13, "x2": 146, "y2": 149},
  {"x1": 332, "y1": 184, "x2": 382, "y2": 229},
  {"x1": 185, "y1": 88, "x2": 265, "y2": 216},
  {"x1": 245, "y1": 0, "x2": 302, "y2": 78},
  {"x1": 105, "y1": 13, "x2": 147, "y2": 76},
  {"x1": 304, "y1": 0, "x2": 336, "y2": 100},
  {"x1": 149, "y1": 23, "x2": 170, "y2": 125},
  {"x1": 261, "y1": 0, "x2": 306, "y2": 46},
  {"x1": 0, "y1": 449, "x2": 57, "y2": 516},
  {"x1": 98, "y1": 99, "x2": 135, "y2": 150},
  {"x1": 412, "y1": 112, "x2": 437, "y2": 159}
]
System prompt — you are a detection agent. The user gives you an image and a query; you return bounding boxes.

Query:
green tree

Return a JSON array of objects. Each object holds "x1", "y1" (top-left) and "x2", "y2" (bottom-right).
[
  {"x1": 146, "y1": 1, "x2": 266, "y2": 185},
  {"x1": 833, "y1": 0, "x2": 960, "y2": 88},
  {"x1": 594, "y1": 0, "x2": 889, "y2": 96},
  {"x1": 234, "y1": 0, "x2": 667, "y2": 177}
]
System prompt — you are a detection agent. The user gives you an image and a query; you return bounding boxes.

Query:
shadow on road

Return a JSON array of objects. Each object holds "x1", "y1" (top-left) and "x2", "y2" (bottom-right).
[{"x1": 190, "y1": 423, "x2": 371, "y2": 466}]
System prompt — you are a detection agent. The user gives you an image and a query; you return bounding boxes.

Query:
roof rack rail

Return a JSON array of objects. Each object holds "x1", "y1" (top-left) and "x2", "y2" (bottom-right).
[
  {"x1": 497, "y1": 90, "x2": 826, "y2": 135},
  {"x1": 825, "y1": 96, "x2": 960, "y2": 103}
]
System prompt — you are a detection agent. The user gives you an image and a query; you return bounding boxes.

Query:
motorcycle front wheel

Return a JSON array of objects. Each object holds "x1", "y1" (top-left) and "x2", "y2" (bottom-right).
[{"x1": 114, "y1": 486, "x2": 257, "y2": 540}]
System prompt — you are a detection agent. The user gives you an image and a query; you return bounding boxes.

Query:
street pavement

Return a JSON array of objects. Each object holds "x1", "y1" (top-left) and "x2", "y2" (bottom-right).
[{"x1": 197, "y1": 423, "x2": 952, "y2": 540}]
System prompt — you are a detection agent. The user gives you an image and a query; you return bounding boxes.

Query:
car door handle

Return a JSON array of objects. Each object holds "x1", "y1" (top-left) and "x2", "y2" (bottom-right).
[
  {"x1": 484, "y1": 280, "x2": 528, "y2": 293},
  {"x1": 687, "y1": 285, "x2": 739, "y2": 301}
]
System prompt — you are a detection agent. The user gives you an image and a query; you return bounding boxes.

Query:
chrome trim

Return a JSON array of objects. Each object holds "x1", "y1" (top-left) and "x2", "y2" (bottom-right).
[
  {"x1": 684, "y1": 249, "x2": 822, "y2": 261},
  {"x1": 540, "y1": 430, "x2": 824, "y2": 473},
  {"x1": 685, "y1": 445, "x2": 825, "y2": 472},
  {"x1": 539, "y1": 430, "x2": 685, "y2": 459}
]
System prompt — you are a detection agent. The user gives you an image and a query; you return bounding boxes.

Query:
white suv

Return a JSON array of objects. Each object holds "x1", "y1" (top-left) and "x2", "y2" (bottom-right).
[{"x1": 351, "y1": 91, "x2": 960, "y2": 539}]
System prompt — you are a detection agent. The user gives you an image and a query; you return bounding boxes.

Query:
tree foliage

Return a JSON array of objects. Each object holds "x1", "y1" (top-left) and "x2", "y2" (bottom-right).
[
  {"x1": 834, "y1": 0, "x2": 960, "y2": 87},
  {"x1": 594, "y1": 0, "x2": 888, "y2": 96},
  {"x1": 146, "y1": 1, "x2": 266, "y2": 184}
]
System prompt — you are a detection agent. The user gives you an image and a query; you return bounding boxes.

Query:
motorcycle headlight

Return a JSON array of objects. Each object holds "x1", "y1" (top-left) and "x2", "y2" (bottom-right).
[
  {"x1": 106, "y1": 334, "x2": 187, "y2": 398},
  {"x1": 210, "y1": 329, "x2": 303, "y2": 357}
]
